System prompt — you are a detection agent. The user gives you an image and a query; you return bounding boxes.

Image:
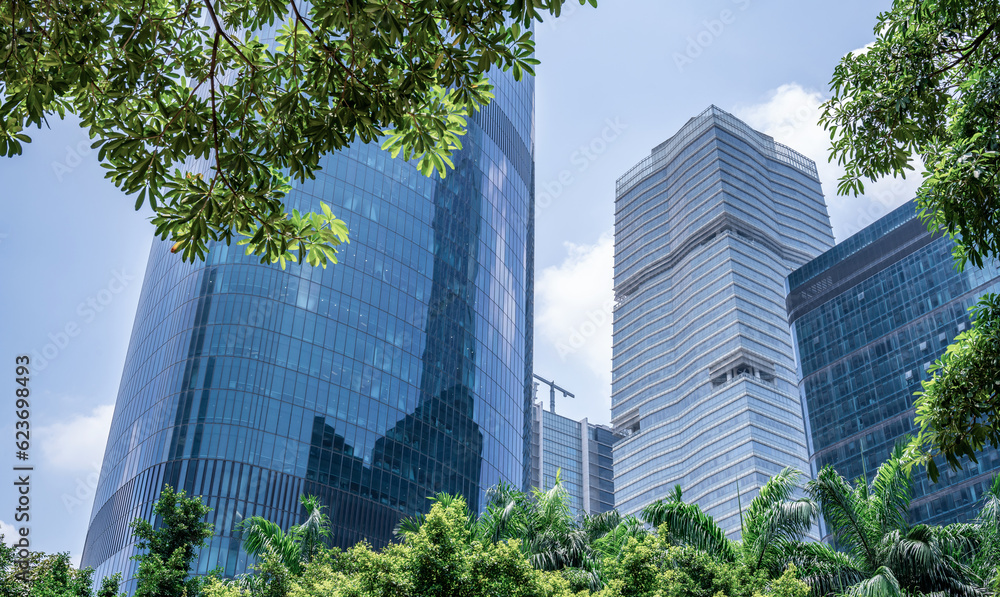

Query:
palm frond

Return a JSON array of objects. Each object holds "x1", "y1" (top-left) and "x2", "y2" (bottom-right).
[
  {"x1": 293, "y1": 495, "x2": 331, "y2": 564},
  {"x1": 641, "y1": 498, "x2": 737, "y2": 561},
  {"x1": 393, "y1": 513, "x2": 425, "y2": 539},
  {"x1": 481, "y1": 474, "x2": 590, "y2": 573},
  {"x1": 525, "y1": 528, "x2": 588, "y2": 571},
  {"x1": 869, "y1": 445, "x2": 913, "y2": 538},
  {"x1": 590, "y1": 516, "x2": 647, "y2": 561},
  {"x1": 882, "y1": 525, "x2": 986, "y2": 597},
  {"x1": 239, "y1": 516, "x2": 302, "y2": 575},
  {"x1": 974, "y1": 475, "x2": 1000, "y2": 585},
  {"x1": 935, "y1": 574, "x2": 992, "y2": 597},
  {"x1": 845, "y1": 565, "x2": 901, "y2": 597},
  {"x1": 398, "y1": 492, "x2": 477, "y2": 541},
  {"x1": 582, "y1": 510, "x2": 622, "y2": 540},
  {"x1": 573, "y1": 567, "x2": 604, "y2": 593},
  {"x1": 477, "y1": 495, "x2": 527, "y2": 544},
  {"x1": 978, "y1": 475, "x2": 1000, "y2": 533},
  {"x1": 741, "y1": 468, "x2": 816, "y2": 574},
  {"x1": 808, "y1": 466, "x2": 878, "y2": 567},
  {"x1": 485, "y1": 481, "x2": 524, "y2": 510},
  {"x1": 232, "y1": 572, "x2": 264, "y2": 594},
  {"x1": 786, "y1": 541, "x2": 866, "y2": 597},
  {"x1": 926, "y1": 523, "x2": 979, "y2": 557},
  {"x1": 533, "y1": 472, "x2": 575, "y2": 535},
  {"x1": 882, "y1": 527, "x2": 939, "y2": 584}
]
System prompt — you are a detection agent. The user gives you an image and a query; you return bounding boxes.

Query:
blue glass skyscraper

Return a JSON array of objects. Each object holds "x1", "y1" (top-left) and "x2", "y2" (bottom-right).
[
  {"x1": 612, "y1": 106, "x2": 834, "y2": 535},
  {"x1": 788, "y1": 200, "x2": 1000, "y2": 532},
  {"x1": 79, "y1": 68, "x2": 534, "y2": 588},
  {"x1": 528, "y1": 401, "x2": 616, "y2": 516}
]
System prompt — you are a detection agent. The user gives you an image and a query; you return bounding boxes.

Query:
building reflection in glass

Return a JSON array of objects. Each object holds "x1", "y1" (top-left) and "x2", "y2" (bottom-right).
[{"x1": 81, "y1": 65, "x2": 532, "y2": 590}]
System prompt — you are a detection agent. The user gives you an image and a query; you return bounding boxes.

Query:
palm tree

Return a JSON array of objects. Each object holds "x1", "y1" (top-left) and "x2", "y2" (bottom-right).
[
  {"x1": 973, "y1": 475, "x2": 1000, "y2": 590},
  {"x1": 641, "y1": 467, "x2": 815, "y2": 578},
  {"x1": 797, "y1": 446, "x2": 984, "y2": 596},
  {"x1": 239, "y1": 494, "x2": 331, "y2": 575},
  {"x1": 399, "y1": 473, "x2": 591, "y2": 571},
  {"x1": 517, "y1": 475, "x2": 591, "y2": 571},
  {"x1": 294, "y1": 495, "x2": 332, "y2": 564},
  {"x1": 583, "y1": 509, "x2": 647, "y2": 561},
  {"x1": 396, "y1": 472, "x2": 623, "y2": 589},
  {"x1": 475, "y1": 480, "x2": 531, "y2": 545},
  {"x1": 393, "y1": 491, "x2": 480, "y2": 540}
]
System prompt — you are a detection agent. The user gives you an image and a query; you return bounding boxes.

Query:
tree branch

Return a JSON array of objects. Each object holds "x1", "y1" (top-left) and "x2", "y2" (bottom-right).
[
  {"x1": 202, "y1": 0, "x2": 256, "y2": 69},
  {"x1": 288, "y1": 1, "x2": 374, "y2": 95},
  {"x1": 929, "y1": 19, "x2": 1000, "y2": 78}
]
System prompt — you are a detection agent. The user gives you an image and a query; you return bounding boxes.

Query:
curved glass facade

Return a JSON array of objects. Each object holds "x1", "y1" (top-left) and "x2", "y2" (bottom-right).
[
  {"x1": 79, "y1": 69, "x2": 534, "y2": 589},
  {"x1": 611, "y1": 106, "x2": 834, "y2": 536},
  {"x1": 789, "y1": 200, "x2": 1000, "y2": 535}
]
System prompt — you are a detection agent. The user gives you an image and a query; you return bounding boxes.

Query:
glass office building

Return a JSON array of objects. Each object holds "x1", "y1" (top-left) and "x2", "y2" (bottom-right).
[
  {"x1": 79, "y1": 68, "x2": 535, "y2": 588},
  {"x1": 612, "y1": 106, "x2": 834, "y2": 535},
  {"x1": 528, "y1": 401, "x2": 616, "y2": 516},
  {"x1": 788, "y1": 200, "x2": 1000, "y2": 533}
]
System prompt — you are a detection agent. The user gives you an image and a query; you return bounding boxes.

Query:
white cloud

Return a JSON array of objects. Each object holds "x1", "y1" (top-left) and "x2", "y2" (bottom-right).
[
  {"x1": 36, "y1": 403, "x2": 114, "y2": 472},
  {"x1": 732, "y1": 82, "x2": 921, "y2": 241},
  {"x1": 846, "y1": 42, "x2": 876, "y2": 58},
  {"x1": 535, "y1": 231, "x2": 615, "y2": 395},
  {"x1": 0, "y1": 520, "x2": 16, "y2": 545},
  {"x1": 853, "y1": 42, "x2": 876, "y2": 57}
]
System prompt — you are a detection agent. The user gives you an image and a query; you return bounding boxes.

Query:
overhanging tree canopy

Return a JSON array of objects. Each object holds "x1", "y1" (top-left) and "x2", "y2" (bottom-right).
[
  {"x1": 819, "y1": 0, "x2": 1000, "y2": 477},
  {"x1": 0, "y1": 0, "x2": 593, "y2": 266}
]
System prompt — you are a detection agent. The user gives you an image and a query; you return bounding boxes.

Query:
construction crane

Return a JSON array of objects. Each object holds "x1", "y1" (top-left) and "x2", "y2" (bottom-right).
[{"x1": 532, "y1": 373, "x2": 575, "y2": 414}]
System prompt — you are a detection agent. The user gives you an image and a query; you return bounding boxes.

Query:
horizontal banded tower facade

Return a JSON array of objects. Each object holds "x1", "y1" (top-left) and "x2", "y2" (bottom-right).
[{"x1": 612, "y1": 106, "x2": 834, "y2": 535}]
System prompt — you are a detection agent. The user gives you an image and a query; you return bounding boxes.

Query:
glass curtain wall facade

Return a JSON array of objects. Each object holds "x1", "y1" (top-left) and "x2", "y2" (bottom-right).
[
  {"x1": 587, "y1": 425, "x2": 617, "y2": 515},
  {"x1": 79, "y1": 68, "x2": 535, "y2": 589},
  {"x1": 528, "y1": 402, "x2": 616, "y2": 515},
  {"x1": 612, "y1": 106, "x2": 834, "y2": 535},
  {"x1": 788, "y1": 200, "x2": 1000, "y2": 533}
]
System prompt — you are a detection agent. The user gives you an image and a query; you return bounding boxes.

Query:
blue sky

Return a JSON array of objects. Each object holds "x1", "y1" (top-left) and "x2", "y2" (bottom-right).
[{"x1": 0, "y1": 0, "x2": 918, "y2": 566}]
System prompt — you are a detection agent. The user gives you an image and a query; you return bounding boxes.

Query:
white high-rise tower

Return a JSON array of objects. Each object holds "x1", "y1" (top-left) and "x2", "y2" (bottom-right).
[{"x1": 612, "y1": 106, "x2": 834, "y2": 535}]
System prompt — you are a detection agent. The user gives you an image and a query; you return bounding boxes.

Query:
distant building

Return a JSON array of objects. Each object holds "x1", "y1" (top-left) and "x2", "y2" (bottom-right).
[
  {"x1": 788, "y1": 199, "x2": 1000, "y2": 532},
  {"x1": 529, "y1": 400, "x2": 616, "y2": 516},
  {"x1": 612, "y1": 106, "x2": 834, "y2": 536}
]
